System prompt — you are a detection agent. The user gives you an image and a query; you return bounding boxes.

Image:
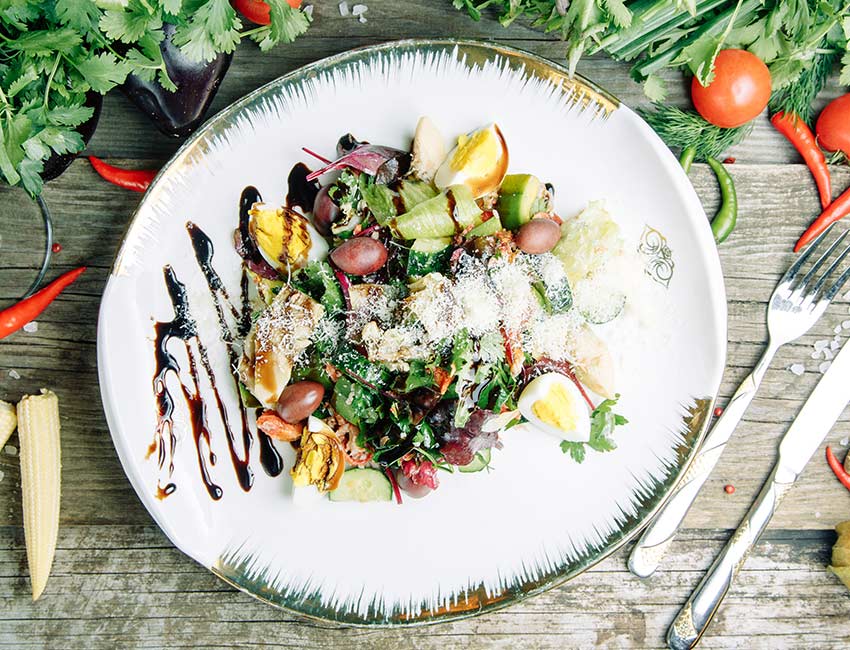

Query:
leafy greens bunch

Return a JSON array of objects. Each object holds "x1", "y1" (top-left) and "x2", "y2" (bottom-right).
[
  {"x1": 0, "y1": 0, "x2": 310, "y2": 195},
  {"x1": 454, "y1": 0, "x2": 850, "y2": 102}
]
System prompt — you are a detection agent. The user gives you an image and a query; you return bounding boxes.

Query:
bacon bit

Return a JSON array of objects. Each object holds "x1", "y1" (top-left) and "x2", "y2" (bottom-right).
[
  {"x1": 714, "y1": 407, "x2": 723, "y2": 417},
  {"x1": 432, "y1": 366, "x2": 453, "y2": 394},
  {"x1": 257, "y1": 411, "x2": 303, "y2": 441},
  {"x1": 724, "y1": 484, "x2": 735, "y2": 494},
  {"x1": 51, "y1": 243, "x2": 62, "y2": 254},
  {"x1": 325, "y1": 363, "x2": 342, "y2": 381},
  {"x1": 723, "y1": 157, "x2": 736, "y2": 164}
]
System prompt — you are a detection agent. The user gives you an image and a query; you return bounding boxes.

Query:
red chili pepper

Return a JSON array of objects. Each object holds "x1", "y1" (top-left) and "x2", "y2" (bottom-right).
[
  {"x1": 51, "y1": 242, "x2": 62, "y2": 254},
  {"x1": 826, "y1": 446, "x2": 850, "y2": 491},
  {"x1": 771, "y1": 112, "x2": 832, "y2": 210},
  {"x1": 714, "y1": 406, "x2": 723, "y2": 417},
  {"x1": 88, "y1": 156, "x2": 158, "y2": 192},
  {"x1": 722, "y1": 157, "x2": 736, "y2": 164},
  {"x1": 0, "y1": 267, "x2": 86, "y2": 339},
  {"x1": 724, "y1": 484, "x2": 735, "y2": 494},
  {"x1": 384, "y1": 468, "x2": 402, "y2": 505},
  {"x1": 795, "y1": 185, "x2": 850, "y2": 252}
]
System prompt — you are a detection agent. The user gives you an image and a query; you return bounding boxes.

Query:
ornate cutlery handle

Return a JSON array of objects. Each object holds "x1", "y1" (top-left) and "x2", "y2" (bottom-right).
[
  {"x1": 666, "y1": 465, "x2": 795, "y2": 650},
  {"x1": 628, "y1": 344, "x2": 778, "y2": 578}
]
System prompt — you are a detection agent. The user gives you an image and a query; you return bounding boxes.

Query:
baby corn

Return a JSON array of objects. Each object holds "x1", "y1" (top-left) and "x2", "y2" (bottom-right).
[
  {"x1": 17, "y1": 390, "x2": 61, "y2": 601},
  {"x1": 0, "y1": 400, "x2": 16, "y2": 448}
]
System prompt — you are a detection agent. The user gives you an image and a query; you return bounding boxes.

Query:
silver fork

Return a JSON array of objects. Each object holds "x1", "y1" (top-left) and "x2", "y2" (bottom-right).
[{"x1": 628, "y1": 228, "x2": 850, "y2": 578}]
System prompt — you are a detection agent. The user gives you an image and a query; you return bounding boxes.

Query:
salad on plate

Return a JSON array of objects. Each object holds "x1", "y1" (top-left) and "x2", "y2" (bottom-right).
[{"x1": 234, "y1": 118, "x2": 634, "y2": 503}]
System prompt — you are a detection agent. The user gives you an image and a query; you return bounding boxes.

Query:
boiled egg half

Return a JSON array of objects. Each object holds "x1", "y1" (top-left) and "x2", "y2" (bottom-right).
[
  {"x1": 434, "y1": 123, "x2": 509, "y2": 198},
  {"x1": 517, "y1": 373, "x2": 591, "y2": 443},
  {"x1": 248, "y1": 203, "x2": 328, "y2": 273}
]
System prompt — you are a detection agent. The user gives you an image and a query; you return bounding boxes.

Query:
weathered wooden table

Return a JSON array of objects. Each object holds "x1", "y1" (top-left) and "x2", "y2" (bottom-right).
[{"x1": 2, "y1": 3, "x2": 850, "y2": 648}]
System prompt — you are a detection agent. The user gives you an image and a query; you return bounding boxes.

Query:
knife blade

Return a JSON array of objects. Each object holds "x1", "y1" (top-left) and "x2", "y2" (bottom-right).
[
  {"x1": 667, "y1": 337, "x2": 850, "y2": 650},
  {"x1": 776, "y1": 336, "x2": 850, "y2": 480}
]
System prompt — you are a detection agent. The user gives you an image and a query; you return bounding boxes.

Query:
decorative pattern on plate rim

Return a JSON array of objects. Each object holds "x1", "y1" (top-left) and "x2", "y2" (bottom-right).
[{"x1": 639, "y1": 224, "x2": 675, "y2": 289}]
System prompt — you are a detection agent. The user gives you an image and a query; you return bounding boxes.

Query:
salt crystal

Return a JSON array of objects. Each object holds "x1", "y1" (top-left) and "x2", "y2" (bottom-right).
[
  {"x1": 832, "y1": 340, "x2": 841, "y2": 350},
  {"x1": 811, "y1": 350, "x2": 822, "y2": 360},
  {"x1": 841, "y1": 437, "x2": 849, "y2": 446},
  {"x1": 8, "y1": 369, "x2": 20, "y2": 380},
  {"x1": 358, "y1": 14, "x2": 367, "y2": 22},
  {"x1": 819, "y1": 361, "x2": 832, "y2": 374},
  {"x1": 789, "y1": 363, "x2": 805, "y2": 376},
  {"x1": 4, "y1": 445, "x2": 16, "y2": 456},
  {"x1": 816, "y1": 511, "x2": 822, "y2": 518},
  {"x1": 351, "y1": 3, "x2": 368, "y2": 15},
  {"x1": 835, "y1": 325, "x2": 843, "y2": 335},
  {"x1": 843, "y1": 320, "x2": 850, "y2": 330},
  {"x1": 338, "y1": 1, "x2": 349, "y2": 16},
  {"x1": 823, "y1": 348, "x2": 835, "y2": 360},
  {"x1": 814, "y1": 339, "x2": 829, "y2": 351},
  {"x1": 0, "y1": 470, "x2": 4, "y2": 483},
  {"x1": 303, "y1": 4, "x2": 313, "y2": 18},
  {"x1": 22, "y1": 321, "x2": 37, "y2": 333}
]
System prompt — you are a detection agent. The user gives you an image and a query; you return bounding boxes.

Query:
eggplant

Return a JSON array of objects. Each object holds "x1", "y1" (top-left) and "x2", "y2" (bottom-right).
[
  {"x1": 120, "y1": 23, "x2": 232, "y2": 138},
  {"x1": 41, "y1": 92, "x2": 102, "y2": 182}
]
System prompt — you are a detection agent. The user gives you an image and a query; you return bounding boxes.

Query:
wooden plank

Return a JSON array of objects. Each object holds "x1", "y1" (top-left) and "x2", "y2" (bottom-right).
[{"x1": 0, "y1": 526, "x2": 847, "y2": 649}]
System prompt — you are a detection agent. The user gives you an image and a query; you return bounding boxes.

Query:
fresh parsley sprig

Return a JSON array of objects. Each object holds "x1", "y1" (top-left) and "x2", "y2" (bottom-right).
[{"x1": 560, "y1": 395, "x2": 628, "y2": 463}]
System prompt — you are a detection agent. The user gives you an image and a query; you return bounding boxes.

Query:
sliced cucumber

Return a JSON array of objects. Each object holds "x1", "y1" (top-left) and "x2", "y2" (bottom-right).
[
  {"x1": 329, "y1": 468, "x2": 393, "y2": 502},
  {"x1": 459, "y1": 448, "x2": 491, "y2": 473},
  {"x1": 390, "y1": 185, "x2": 482, "y2": 240},
  {"x1": 398, "y1": 180, "x2": 438, "y2": 211},
  {"x1": 238, "y1": 382, "x2": 261, "y2": 409},
  {"x1": 362, "y1": 183, "x2": 398, "y2": 225},
  {"x1": 497, "y1": 174, "x2": 541, "y2": 230},
  {"x1": 467, "y1": 213, "x2": 503, "y2": 238},
  {"x1": 407, "y1": 237, "x2": 452, "y2": 277},
  {"x1": 580, "y1": 292, "x2": 626, "y2": 324}
]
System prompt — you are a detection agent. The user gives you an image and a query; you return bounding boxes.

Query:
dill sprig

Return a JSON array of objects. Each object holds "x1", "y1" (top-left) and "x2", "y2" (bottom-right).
[
  {"x1": 638, "y1": 104, "x2": 751, "y2": 161},
  {"x1": 768, "y1": 50, "x2": 837, "y2": 123}
]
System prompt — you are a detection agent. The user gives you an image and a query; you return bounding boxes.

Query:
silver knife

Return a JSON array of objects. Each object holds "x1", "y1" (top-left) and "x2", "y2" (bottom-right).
[{"x1": 667, "y1": 337, "x2": 850, "y2": 650}]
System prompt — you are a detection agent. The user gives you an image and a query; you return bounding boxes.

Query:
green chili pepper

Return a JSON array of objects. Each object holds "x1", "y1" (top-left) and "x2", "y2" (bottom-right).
[
  {"x1": 705, "y1": 156, "x2": 737, "y2": 244},
  {"x1": 679, "y1": 146, "x2": 696, "y2": 174}
]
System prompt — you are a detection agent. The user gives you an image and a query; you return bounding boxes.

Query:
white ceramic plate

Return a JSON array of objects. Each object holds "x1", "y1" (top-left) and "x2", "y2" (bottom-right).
[{"x1": 97, "y1": 40, "x2": 726, "y2": 625}]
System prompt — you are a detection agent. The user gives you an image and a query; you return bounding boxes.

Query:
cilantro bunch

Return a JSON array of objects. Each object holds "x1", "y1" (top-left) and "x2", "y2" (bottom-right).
[{"x1": 0, "y1": 0, "x2": 310, "y2": 195}]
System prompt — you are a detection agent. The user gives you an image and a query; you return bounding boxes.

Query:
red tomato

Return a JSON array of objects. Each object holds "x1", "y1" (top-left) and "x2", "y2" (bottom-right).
[
  {"x1": 816, "y1": 94, "x2": 850, "y2": 156},
  {"x1": 691, "y1": 49, "x2": 771, "y2": 128},
  {"x1": 232, "y1": 0, "x2": 301, "y2": 25}
]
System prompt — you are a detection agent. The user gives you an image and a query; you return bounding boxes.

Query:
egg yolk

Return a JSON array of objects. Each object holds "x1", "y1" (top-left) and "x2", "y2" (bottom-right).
[
  {"x1": 450, "y1": 128, "x2": 501, "y2": 175},
  {"x1": 531, "y1": 383, "x2": 578, "y2": 433},
  {"x1": 251, "y1": 206, "x2": 311, "y2": 266}
]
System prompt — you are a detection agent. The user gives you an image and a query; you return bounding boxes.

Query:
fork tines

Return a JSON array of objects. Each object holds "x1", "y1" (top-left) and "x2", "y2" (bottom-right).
[{"x1": 784, "y1": 226, "x2": 850, "y2": 305}]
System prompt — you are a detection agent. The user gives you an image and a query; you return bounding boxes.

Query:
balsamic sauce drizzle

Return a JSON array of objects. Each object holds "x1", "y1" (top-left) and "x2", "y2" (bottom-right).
[
  {"x1": 150, "y1": 196, "x2": 292, "y2": 500},
  {"x1": 152, "y1": 266, "x2": 223, "y2": 500},
  {"x1": 286, "y1": 162, "x2": 320, "y2": 212}
]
